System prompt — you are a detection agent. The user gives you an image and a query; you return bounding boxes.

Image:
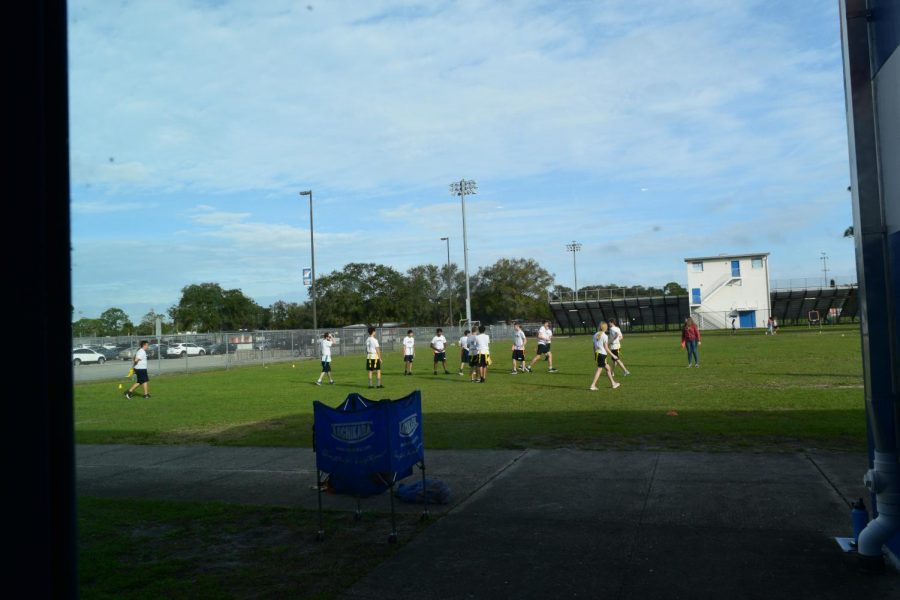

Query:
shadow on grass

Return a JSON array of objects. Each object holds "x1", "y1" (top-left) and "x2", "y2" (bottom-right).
[{"x1": 78, "y1": 408, "x2": 868, "y2": 453}]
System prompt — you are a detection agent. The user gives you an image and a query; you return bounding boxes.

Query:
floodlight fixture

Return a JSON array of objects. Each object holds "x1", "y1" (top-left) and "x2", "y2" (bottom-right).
[
  {"x1": 449, "y1": 179, "x2": 477, "y2": 328},
  {"x1": 566, "y1": 241, "x2": 583, "y2": 300}
]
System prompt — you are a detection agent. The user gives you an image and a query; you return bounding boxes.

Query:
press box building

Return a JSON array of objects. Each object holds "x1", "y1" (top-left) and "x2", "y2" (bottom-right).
[{"x1": 684, "y1": 253, "x2": 771, "y2": 329}]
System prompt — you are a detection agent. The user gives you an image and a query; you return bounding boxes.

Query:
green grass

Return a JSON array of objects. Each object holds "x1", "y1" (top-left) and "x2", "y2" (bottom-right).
[
  {"x1": 75, "y1": 326, "x2": 866, "y2": 451},
  {"x1": 78, "y1": 496, "x2": 426, "y2": 600}
]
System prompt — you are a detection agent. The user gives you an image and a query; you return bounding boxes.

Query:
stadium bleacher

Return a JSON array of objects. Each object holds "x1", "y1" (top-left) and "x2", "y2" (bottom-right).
[{"x1": 549, "y1": 286, "x2": 858, "y2": 332}]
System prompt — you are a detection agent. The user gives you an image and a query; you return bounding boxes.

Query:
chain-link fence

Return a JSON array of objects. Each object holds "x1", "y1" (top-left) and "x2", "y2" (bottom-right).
[{"x1": 72, "y1": 324, "x2": 521, "y2": 382}]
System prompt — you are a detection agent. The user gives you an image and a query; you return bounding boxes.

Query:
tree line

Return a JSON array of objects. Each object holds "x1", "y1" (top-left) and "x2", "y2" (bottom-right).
[{"x1": 72, "y1": 257, "x2": 688, "y2": 336}]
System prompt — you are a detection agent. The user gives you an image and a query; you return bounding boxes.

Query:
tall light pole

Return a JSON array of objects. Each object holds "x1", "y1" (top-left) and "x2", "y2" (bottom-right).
[
  {"x1": 566, "y1": 241, "x2": 582, "y2": 300},
  {"x1": 440, "y1": 237, "x2": 452, "y2": 327},
  {"x1": 820, "y1": 251, "x2": 829, "y2": 287},
  {"x1": 449, "y1": 179, "x2": 476, "y2": 329},
  {"x1": 299, "y1": 190, "x2": 317, "y2": 331}
]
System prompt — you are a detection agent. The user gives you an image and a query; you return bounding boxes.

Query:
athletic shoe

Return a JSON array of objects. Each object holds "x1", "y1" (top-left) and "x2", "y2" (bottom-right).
[
  {"x1": 328, "y1": 380, "x2": 335, "y2": 385},
  {"x1": 315, "y1": 381, "x2": 322, "y2": 386},
  {"x1": 687, "y1": 365, "x2": 693, "y2": 368},
  {"x1": 376, "y1": 384, "x2": 384, "y2": 388},
  {"x1": 143, "y1": 394, "x2": 151, "y2": 398},
  {"x1": 589, "y1": 386, "x2": 599, "y2": 391},
  {"x1": 479, "y1": 378, "x2": 485, "y2": 383},
  {"x1": 525, "y1": 366, "x2": 533, "y2": 373},
  {"x1": 612, "y1": 383, "x2": 621, "y2": 389},
  {"x1": 510, "y1": 370, "x2": 518, "y2": 375},
  {"x1": 433, "y1": 370, "x2": 437, "y2": 375},
  {"x1": 548, "y1": 368, "x2": 558, "y2": 373},
  {"x1": 444, "y1": 370, "x2": 450, "y2": 374},
  {"x1": 458, "y1": 371, "x2": 464, "y2": 376},
  {"x1": 624, "y1": 371, "x2": 631, "y2": 376},
  {"x1": 123, "y1": 392, "x2": 132, "y2": 399}
]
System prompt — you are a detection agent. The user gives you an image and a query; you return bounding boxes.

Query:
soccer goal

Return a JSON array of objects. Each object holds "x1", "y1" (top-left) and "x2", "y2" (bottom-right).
[{"x1": 808, "y1": 310, "x2": 821, "y2": 328}]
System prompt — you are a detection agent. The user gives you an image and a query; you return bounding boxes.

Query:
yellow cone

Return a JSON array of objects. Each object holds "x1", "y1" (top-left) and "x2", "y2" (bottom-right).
[
  {"x1": 118, "y1": 383, "x2": 123, "y2": 390},
  {"x1": 292, "y1": 364, "x2": 296, "y2": 368}
]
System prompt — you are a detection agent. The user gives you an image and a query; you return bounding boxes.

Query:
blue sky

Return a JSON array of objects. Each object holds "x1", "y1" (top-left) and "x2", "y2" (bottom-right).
[{"x1": 69, "y1": 0, "x2": 856, "y2": 323}]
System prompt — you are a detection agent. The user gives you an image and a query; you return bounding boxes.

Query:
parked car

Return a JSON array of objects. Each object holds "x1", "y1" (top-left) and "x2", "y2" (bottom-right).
[
  {"x1": 166, "y1": 342, "x2": 206, "y2": 358},
  {"x1": 146, "y1": 344, "x2": 168, "y2": 360},
  {"x1": 88, "y1": 345, "x2": 118, "y2": 359},
  {"x1": 118, "y1": 346, "x2": 138, "y2": 361},
  {"x1": 202, "y1": 342, "x2": 235, "y2": 355},
  {"x1": 73, "y1": 347, "x2": 107, "y2": 365}
]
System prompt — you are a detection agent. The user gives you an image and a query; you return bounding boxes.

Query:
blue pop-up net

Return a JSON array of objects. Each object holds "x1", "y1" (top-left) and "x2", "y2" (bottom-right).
[{"x1": 312, "y1": 390, "x2": 427, "y2": 541}]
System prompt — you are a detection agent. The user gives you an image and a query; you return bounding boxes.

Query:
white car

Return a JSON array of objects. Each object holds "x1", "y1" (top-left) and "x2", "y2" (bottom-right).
[
  {"x1": 73, "y1": 347, "x2": 107, "y2": 365},
  {"x1": 166, "y1": 342, "x2": 206, "y2": 358}
]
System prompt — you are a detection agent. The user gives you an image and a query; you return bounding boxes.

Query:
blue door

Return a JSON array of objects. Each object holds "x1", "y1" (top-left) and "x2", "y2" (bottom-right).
[
  {"x1": 731, "y1": 260, "x2": 741, "y2": 277},
  {"x1": 739, "y1": 311, "x2": 756, "y2": 328}
]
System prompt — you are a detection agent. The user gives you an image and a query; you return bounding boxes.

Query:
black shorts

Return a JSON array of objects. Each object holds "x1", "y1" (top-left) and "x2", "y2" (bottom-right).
[
  {"x1": 469, "y1": 354, "x2": 479, "y2": 368},
  {"x1": 460, "y1": 349, "x2": 470, "y2": 362},
  {"x1": 609, "y1": 348, "x2": 620, "y2": 359},
  {"x1": 512, "y1": 349, "x2": 525, "y2": 361},
  {"x1": 135, "y1": 369, "x2": 149, "y2": 384},
  {"x1": 321, "y1": 361, "x2": 332, "y2": 372},
  {"x1": 366, "y1": 358, "x2": 382, "y2": 371},
  {"x1": 404, "y1": 355, "x2": 414, "y2": 363},
  {"x1": 433, "y1": 351, "x2": 446, "y2": 362},
  {"x1": 537, "y1": 344, "x2": 550, "y2": 355},
  {"x1": 476, "y1": 353, "x2": 490, "y2": 367},
  {"x1": 595, "y1": 353, "x2": 608, "y2": 368}
]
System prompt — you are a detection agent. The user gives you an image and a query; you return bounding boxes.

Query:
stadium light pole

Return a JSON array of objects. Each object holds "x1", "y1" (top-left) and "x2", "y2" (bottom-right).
[
  {"x1": 566, "y1": 241, "x2": 582, "y2": 300},
  {"x1": 440, "y1": 237, "x2": 452, "y2": 327},
  {"x1": 449, "y1": 179, "x2": 476, "y2": 329},
  {"x1": 820, "y1": 251, "x2": 829, "y2": 287},
  {"x1": 299, "y1": 190, "x2": 317, "y2": 332}
]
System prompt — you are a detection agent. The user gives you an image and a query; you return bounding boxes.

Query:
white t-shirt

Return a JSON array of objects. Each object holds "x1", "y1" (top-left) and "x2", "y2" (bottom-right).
[
  {"x1": 467, "y1": 334, "x2": 478, "y2": 354},
  {"x1": 365, "y1": 336, "x2": 380, "y2": 359},
  {"x1": 475, "y1": 333, "x2": 490, "y2": 354},
  {"x1": 609, "y1": 325, "x2": 622, "y2": 350},
  {"x1": 134, "y1": 347, "x2": 148, "y2": 369},
  {"x1": 431, "y1": 335, "x2": 447, "y2": 352},
  {"x1": 320, "y1": 338, "x2": 333, "y2": 361},
  {"x1": 537, "y1": 326, "x2": 552, "y2": 346},
  {"x1": 592, "y1": 332, "x2": 603, "y2": 352},
  {"x1": 513, "y1": 329, "x2": 526, "y2": 350},
  {"x1": 403, "y1": 335, "x2": 415, "y2": 356},
  {"x1": 597, "y1": 332, "x2": 609, "y2": 355},
  {"x1": 459, "y1": 335, "x2": 468, "y2": 349}
]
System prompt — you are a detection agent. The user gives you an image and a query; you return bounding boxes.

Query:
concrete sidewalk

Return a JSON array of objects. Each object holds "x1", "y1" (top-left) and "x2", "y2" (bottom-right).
[{"x1": 76, "y1": 445, "x2": 899, "y2": 599}]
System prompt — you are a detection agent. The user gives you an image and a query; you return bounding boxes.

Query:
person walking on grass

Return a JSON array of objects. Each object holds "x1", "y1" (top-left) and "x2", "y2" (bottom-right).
[
  {"x1": 527, "y1": 319, "x2": 556, "y2": 372},
  {"x1": 510, "y1": 321, "x2": 527, "y2": 374},
  {"x1": 682, "y1": 317, "x2": 701, "y2": 368},
  {"x1": 402, "y1": 329, "x2": 415, "y2": 376},
  {"x1": 467, "y1": 328, "x2": 480, "y2": 381},
  {"x1": 315, "y1": 332, "x2": 335, "y2": 385},
  {"x1": 431, "y1": 328, "x2": 450, "y2": 374},
  {"x1": 124, "y1": 340, "x2": 151, "y2": 399},
  {"x1": 365, "y1": 326, "x2": 384, "y2": 388},
  {"x1": 458, "y1": 329, "x2": 470, "y2": 375},
  {"x1": 475, "y1": 324, "x2": 491, "y2": 383},
  {"x1": 607, "y1": 318, "x2": 630, "y2": 376},
  {"x1": 590, "y1": 323, "x2": 620, "y2": 390}
]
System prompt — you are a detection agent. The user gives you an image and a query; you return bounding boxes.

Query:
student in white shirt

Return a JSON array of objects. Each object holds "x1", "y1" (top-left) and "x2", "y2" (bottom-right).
[
  {"x1": 511, "y1": 321, "x2": 527, "y2": 374},
  {"x1": 527, "y1": 320, "x2": 557, "y2": 372},
  {"x1": 607, "y1": 319, "x2": 630, "y2": 376},
  {"x1": 402, "y1": 329, "x2": 415, "y2": 376},
  {"x1": 365, "y1": 326, "x2": 383, "y2": 388},
  {"x1": 431, "y1": 328, "x2": 450, "y2": 374},
  {"x1": 458, "y1": 329, "x2": 471, "y2": 375},
  {"x1": 315, "y1": 332, "x2": 335, "y2": 385},
  {"x1": 590, "y1": 323, "x2": 620, "y2": 390},
  {"x1": 475, "y1": 324, "x2": 491, "y2": 383}
]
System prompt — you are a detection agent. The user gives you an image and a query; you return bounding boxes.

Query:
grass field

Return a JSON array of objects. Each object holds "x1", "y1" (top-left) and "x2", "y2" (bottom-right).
[{"x1": 75, "y1": 325, "x2": 867, "y2": 452}]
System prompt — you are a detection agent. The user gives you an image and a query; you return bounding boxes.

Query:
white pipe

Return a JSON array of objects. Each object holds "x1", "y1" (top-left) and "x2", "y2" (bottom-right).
[{"x1": 858, "y1": 451, "x2": 900, "y2": 563}]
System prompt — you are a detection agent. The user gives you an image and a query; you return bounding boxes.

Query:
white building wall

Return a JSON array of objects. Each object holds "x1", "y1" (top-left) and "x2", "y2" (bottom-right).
[{"x1": 685, "y1": 254, "x2": 770, "y2": 329}]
